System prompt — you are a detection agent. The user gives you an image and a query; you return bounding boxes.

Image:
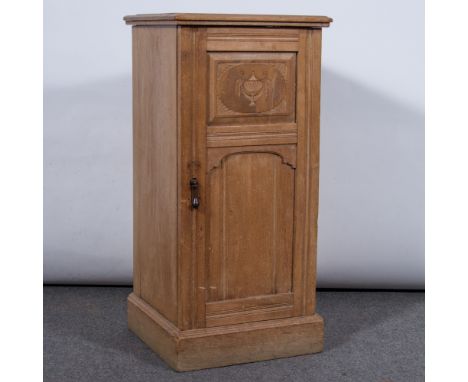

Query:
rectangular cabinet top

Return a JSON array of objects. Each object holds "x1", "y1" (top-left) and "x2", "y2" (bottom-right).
[{"x1": 124, "y1": 13, "x2": 332, "y2": 27}]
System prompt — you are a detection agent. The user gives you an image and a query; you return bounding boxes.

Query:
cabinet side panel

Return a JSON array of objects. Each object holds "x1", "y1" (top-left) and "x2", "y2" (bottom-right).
[
  {"x1": 133, "y1": 26, "x2": 178, "y2": 324},
  {"x1": 304, "y1": 29, "x2": 322, "y2": 315}
]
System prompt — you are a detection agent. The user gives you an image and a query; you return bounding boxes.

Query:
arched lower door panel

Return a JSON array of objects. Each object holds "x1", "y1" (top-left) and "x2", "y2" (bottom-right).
[{"x1": 205, "y1": 150, "x2": 297, "y2": 327}]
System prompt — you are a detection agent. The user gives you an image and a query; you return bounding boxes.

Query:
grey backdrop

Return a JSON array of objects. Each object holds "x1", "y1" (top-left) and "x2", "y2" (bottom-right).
[{"x1": 44, "y1": 0, "x2": 424, "y2": 288}]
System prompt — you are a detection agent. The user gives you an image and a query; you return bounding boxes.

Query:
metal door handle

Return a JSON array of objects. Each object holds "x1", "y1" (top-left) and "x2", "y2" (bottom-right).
[{"x1": 190, "y1": 178, "x2": 200, "y2": 209}]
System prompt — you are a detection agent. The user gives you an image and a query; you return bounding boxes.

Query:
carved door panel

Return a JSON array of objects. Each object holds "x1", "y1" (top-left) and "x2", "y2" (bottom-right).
[
  {"x1": 195, "y1": 28, "x2": 310, "y2": 328},
  {"x1": 205, "y1": 149, "x2": 297, "y2": 327}
]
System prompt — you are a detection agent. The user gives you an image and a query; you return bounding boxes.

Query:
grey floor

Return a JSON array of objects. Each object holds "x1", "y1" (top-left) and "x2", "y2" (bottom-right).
[{"x1": 44, "y1": 287, "x2": 424, "y2": 382}]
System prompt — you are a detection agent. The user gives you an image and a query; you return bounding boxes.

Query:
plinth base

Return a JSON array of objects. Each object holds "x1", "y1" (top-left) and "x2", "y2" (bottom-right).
[{"x1": 128, "y1": 293, "x2": 324, "y2": 371}]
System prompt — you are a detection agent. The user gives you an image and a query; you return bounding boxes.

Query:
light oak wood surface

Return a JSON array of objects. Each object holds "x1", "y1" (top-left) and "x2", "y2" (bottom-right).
[
  {"x1": 132, "y1": 26, "x2": 178, "y2": 324},
  {"x1": 124, "y1": 13, "x2": 332, "y2": 28},
  {"x1": 126, "y1": 13, "x2": 331, "y2": 371},
  {"x1": 128, "y1": 293, "x2": 324, "y2": 371}
]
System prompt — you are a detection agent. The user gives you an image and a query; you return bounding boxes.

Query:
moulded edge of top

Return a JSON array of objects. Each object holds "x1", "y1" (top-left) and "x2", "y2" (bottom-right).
[{"x1": 123, "y1": 13, "x2": 333, "y2": 28}]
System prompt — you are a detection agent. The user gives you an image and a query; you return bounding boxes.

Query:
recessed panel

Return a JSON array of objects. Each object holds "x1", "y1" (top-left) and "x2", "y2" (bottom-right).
[
  {"x1": 208, "y1": 52, "x2": 296, "y2": 125},
  {"x1": 206, "y1": 151, "x2": 295, "y2": 302}
]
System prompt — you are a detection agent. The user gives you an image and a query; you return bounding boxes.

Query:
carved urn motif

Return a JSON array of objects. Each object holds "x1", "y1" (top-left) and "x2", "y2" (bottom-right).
[
  {"x1": 217, "y1": 62, "x2": 289, "y2": 114},
  {"x1": 239, "y1": 72, "x2": 264, "y2": 106}
]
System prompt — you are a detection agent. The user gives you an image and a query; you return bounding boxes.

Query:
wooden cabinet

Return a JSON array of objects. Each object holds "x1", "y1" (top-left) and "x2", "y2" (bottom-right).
[{"x1": 124, "y1": 13, "x2": 332, "y2": 371}]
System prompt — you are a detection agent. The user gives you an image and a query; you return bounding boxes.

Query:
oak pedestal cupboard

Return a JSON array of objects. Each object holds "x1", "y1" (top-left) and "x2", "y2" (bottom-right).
[{"x1": 123, "y1": 13, "x2": 332, "y2": 371}]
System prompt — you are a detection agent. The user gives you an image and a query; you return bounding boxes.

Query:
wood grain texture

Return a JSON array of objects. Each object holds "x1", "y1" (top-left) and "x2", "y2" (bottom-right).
[
  {"x1": 124, "y1": 13, "x2": 332, "y2": 27},
  {"x1": 205, "y1": 294, "x2": 295, "y2": 328},
  {"x1": 205, "y1": 305, "x2": 294, "y2": 328},
  {"x1": 206, "y1": 292, "x2": 293, "y2": 314},
  {"x1": 128, "y1": 293, "x2": 324, "y2": 371},
  {"x1": 177, "y1": 26, "x2": 195, "y2": 330},
  {"x1": 208, "y1": 52, "x2": 296, "y2": 125},
  {"x1": 207, "y1": 144, "x2": 297, "y2": 171},
  {"x1": 303, "y1": 28, "x2": 322, "y2": 314},
  {"x1": 207, "y1": 27, "x2": 301, "y2": 38},
  {"x1": 206, "y1": 123, "x2": 298, "y2": 147},
  {"x1": 128, "y1": 293, "x2": 179, "y2": 370},
  {"x1": 193, "y1": 28, "x2": 209, "y2": 329},
  {"x1": 128, "y1": 16, "x2": 330, "y2": 370},
  {"x1": 132, "y1": 26, "x2": 178, "y2": 324},
  {"x1": 291, "y1": 29, "x2": 309, "y2": 316},
  {"x1": 206, "y1": 130, "x2": 297, "y2": 147},
  {"x1": 206, "y1": 28, "x2": 300, "y2": 51},
  {"x1": 206, "y1": 152, "x2": 295, "y2": 300}
]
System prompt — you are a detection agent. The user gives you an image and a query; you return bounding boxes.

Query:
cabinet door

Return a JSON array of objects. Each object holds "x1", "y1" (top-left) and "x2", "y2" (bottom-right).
[{"x1": 179, "y1": 27, "x2": 321, "y2": 329}]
